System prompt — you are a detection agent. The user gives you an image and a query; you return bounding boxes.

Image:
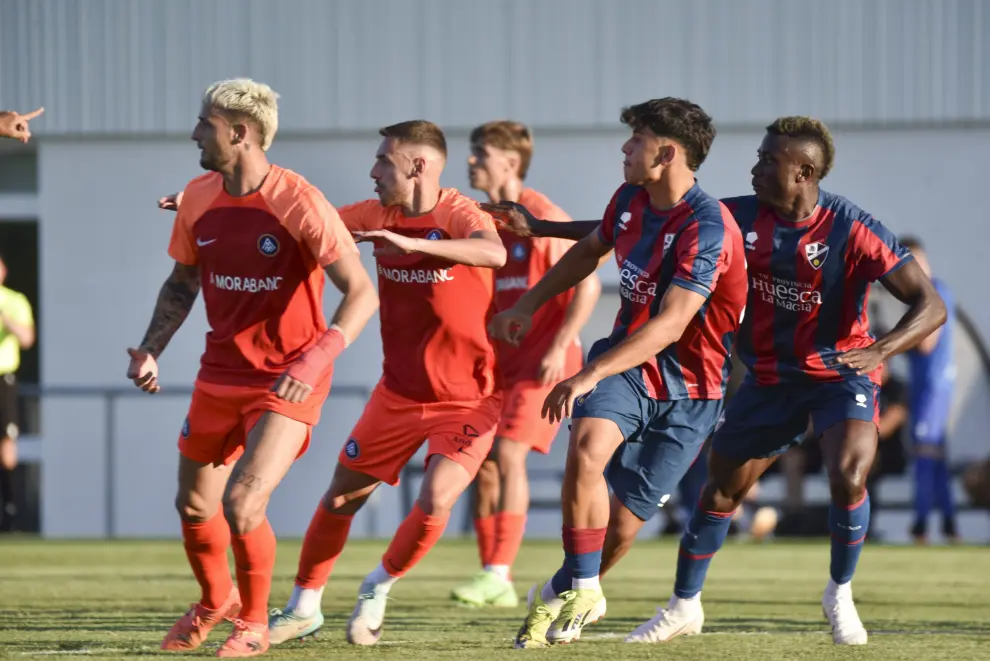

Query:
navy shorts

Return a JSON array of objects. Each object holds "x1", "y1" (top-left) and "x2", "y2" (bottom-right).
[
  {"x1": 572, "y1": 339, "x2": 723, "y2": 522},
  {"x1": 712, "y1": 378, "x2": 880, "y2": 460}
]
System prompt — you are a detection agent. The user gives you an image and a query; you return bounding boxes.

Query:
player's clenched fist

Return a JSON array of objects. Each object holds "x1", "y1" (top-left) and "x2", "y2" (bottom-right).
[
  {"x1": 126, "y1": 347, "x2": 160, "y2": 394},
  {"x1": 488, "y1": 308, "x2": 533, "y2": 347}
]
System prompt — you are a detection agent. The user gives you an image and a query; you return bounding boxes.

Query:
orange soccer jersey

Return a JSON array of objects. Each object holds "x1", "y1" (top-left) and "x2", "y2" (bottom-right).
[
  {"x1": 493, "y1": 188, "x2": 584, "y2": 452},
  {"x1": 335, "y1": 189, "x2": 502, "y2": 485},
  {"x1": 339, "y1": 188, "x2": 499, "y2": 403},
  {"x1": 168, "y1": 167, "x2": 357, "y2": 465}
]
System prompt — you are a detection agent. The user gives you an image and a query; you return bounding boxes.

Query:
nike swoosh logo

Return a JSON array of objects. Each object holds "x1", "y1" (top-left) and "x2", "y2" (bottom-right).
[{"x1": 197, "y1": 238, "x2": 216, "y2": 246}]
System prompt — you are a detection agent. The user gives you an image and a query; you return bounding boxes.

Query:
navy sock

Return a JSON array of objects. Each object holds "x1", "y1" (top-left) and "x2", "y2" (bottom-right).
[
  {"x1": 913, "y1": 457, "x2": 936, "y2": 532},
  {"x1": 562, "y1": 526, "x2": 606, "y2": 583},
  {"x1": 673, "y1": 508, "x2": 734, "y2": 598},
  {"x1": 549, "y1": 563, "x2": 571, "y2": 595},
  {"x1": 829, "y1": 492, "x2": 870, "y2": 585}
]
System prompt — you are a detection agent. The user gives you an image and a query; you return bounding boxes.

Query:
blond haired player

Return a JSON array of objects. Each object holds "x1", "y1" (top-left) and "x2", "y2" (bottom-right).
[
  {"x1": 132, "y1": 78, "x2": 378, "y2": 657},
  {"x1": 452, "y1": 121, "x2": 600, "y2": 608}
]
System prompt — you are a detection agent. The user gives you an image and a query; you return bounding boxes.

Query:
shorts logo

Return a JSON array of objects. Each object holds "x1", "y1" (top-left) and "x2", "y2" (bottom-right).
[
  {"x1": 258, "y1": 234, "x2": 280, "y2": 257},
  {"x1": 181, "y1": 418, "x2": 190, "y2": 438},
  {"x1": 575, "y1": 386, "x2": 597, "y2": 406},
  {"x1": 805, "y1": 242, "x2": 829, "y2": 270},
  {"x1": 855, "y1": 393, "x2": 868, "y2": 409},
  {"x1": 658, "y1": 494, "x2": 671, "y2": 508},
  {"x1": 511, "y1": 243, "x2": 528, "y2": 261},
  {"x1": 425, "y1": 229, "x2": 443, "y2": 241},
  {"x1": 714, "y1": 412, "x2": 726, "y2": 432},
  {"x1": 461, "y1": 424, "x2": 480, "y2": 438},
  {"x1": 344, "y1": 438, "x2": 360, "y2": 458}
]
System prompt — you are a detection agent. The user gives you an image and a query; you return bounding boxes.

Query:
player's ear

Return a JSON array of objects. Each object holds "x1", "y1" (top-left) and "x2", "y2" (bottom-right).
[
  {"x1": 230, "y1": 123, "x2": 248, "y2": 146},
  {"x1": 797, "y1": 163, "x2": 815, "y2": 182},
  {"x1": 411, "y1": 156, "x2": 427, "y2": 177},
  {"x1": 656, "y1": 144, "x2": 675, "y2": 167}
]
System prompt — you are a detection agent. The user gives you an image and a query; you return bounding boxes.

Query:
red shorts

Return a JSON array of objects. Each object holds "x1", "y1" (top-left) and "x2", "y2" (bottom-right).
[
  {"x1": 496, "y1": 344, "x2": 584, "y2": 453},
  {"x1": 178, "y1": 378, "x2": 330, "y2": 466},
  {"x1": 339, "y1": 381, "x2": 501, "y2": 486}
]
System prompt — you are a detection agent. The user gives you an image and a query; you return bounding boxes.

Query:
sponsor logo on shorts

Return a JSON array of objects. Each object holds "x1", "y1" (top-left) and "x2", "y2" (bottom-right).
[
  {"x1": 344, "y1": 438, "x2": 360, "y2": 459},
  {"x1": 855, "y1": 393, "x2": 868, "y2": 409},
  {"x1": 462, "y1": 424, "x2": 480, "y2": 438},
  {"x1": 181, "y1": 418, "x2": 190, "y2": 438},
  {"x1": 258, "y1": 234, "x2": 280, "y2": 256}
]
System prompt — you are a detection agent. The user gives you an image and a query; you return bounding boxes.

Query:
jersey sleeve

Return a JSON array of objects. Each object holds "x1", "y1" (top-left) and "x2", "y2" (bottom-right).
[
  {"x1": 291, "y1": 187, "x2": 361, "y2": 268},
  {"x1": 596, "y1": 186, "x2": 623, "y2": 246},
  {"x1": 5, "y1": 292, "x2": 33, "y2": 327},
  {"x1": 850, "y1": 216, "x2": 913, "y2": 282},
  {"x1": 167, "y1": 192, "x2": 200, "y2": 265},
  {"x1": 447, "y1": 197, "x2": 497, "y2": 238},
  {"x1": 337, "y1": 199, "x2": 382, "y2": 231},
  {"x1": 671, "y1": 218, "x2": 731, "y2": 299}
]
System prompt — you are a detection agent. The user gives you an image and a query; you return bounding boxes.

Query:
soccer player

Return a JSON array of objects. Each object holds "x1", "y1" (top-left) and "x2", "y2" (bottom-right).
[
  {"x1": 265, "y1": 120, "x2": 508, "y2": 646},
  {"x1": 495, "y1": 117, "x2": 948, "y2": 646},
  {"x1": 0, "y1": 107, "x2": 43, "y2": 143},
  {"x1": 487, "y1": 98, "x2": 747, "y2": 649},
  {"x1": 130, "y1": 79, "x2": 378, "y2": 657},
  {"x1": 900, "y1": 237, "x2": 958, "y2": 544},
  {"x1": 452, "y1": 120, "x2": 601, "y2": 608}
]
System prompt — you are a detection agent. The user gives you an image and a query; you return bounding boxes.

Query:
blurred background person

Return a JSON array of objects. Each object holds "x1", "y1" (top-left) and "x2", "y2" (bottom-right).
[
  {"x1": 901, "y1": 237, "x2": 958, "y2": 544},
  {"x1": 0, "y1": 252, "x2": 36, "y2": 532}
]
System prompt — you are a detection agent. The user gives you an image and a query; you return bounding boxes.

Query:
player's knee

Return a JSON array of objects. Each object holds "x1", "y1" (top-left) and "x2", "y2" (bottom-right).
[
  {"x1": 567, "y1": 425, "x2": 615, "y2": 479},
  {"x1": 701, "y1": 482, "x2": 740, "y2": 514},
  {"x1": 175, "y1": 490, "x2": 217, "y2": 523},
  {"x1": 828, "y1": 461, "x2": 870, "y2": 503},
  {"x1": 222, "y1": 489, "x2": 268, "y2": 535},
  {"x1": 495, "y1": 440, "x2": 528, "y2": 477}
]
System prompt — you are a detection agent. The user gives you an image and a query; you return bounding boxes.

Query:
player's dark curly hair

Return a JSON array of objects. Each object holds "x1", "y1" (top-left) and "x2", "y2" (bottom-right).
[
  {"x1": 766, "y1": 116, "x2": 836, "y2": 180},
  {"x1": 620, "y1": 98, "x2": 715, "y2": 171}
]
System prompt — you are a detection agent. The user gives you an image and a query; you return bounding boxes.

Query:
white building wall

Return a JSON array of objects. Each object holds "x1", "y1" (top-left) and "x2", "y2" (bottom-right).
[
  {"x1": 35, "y1": 127, "x2": 990, "y2": 538},
  {"x1": 2, "y1": 0, "x2": 988, "y2": 135}
]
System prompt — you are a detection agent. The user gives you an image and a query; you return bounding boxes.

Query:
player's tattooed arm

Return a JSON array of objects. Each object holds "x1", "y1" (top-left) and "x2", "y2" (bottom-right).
[
  {"x1": 481, "y1": 201, "x2": 599, "y2": 241},
  {"x1": 838, "y1": 260, "x2": 947, "y2": 374},
  {"x1": 138, "y1": 262, "x2": 201, "y2": 358}
]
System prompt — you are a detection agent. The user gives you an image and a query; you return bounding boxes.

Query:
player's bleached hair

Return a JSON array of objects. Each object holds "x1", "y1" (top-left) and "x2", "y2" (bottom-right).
[
  {"x1": 379, "y1": 120, "x2": 448, "y2": 159},
  {"x1": 620, "y1": 98, "x2": 716, "y2": 171},
  {"x1": 202, "y1": 78, "x2": 280, "y2": 151},
  {"x1": 766, "y1": 116, "x2": 836, "y2": 180},
  {"x1": 470, "y1": 120, "x2": 535, "y2": 179}
]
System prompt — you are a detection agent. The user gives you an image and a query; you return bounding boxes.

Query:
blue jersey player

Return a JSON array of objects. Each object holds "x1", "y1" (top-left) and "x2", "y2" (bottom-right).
[
  {"x1": 486, "y1": 98, "x2": 747, "y2": 649},
  {"x1": 496, "y1": 117, "x2": 947, "y2": 647},
  {"x1": 900, "y1": 237, "x2": 958, "y2": 543}
]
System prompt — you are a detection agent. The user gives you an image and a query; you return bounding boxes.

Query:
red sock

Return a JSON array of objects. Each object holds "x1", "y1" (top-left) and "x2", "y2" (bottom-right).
[
  {"x1": 473, "y1": 515, "x2": 497, "y2": 567},
  {"x1": 491, "y1": 512, "x2": 526, "y2": 569},
  {"x1": 295, "y1": 504, "x2": 354, "y2": 589},
  {"x1": 229, "y1": 518, "x2": 277, "y2": 625},
  {"x1": 382, "y1": 504, "x2": 449, "y2": 578},
  {"x1": 181, "y1": 512, "x2": 233, "y2": 610}
]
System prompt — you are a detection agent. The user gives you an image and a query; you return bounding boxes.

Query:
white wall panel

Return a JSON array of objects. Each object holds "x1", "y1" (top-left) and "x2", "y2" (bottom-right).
[{"x1": 2, "y1": 0, "x2": 988, "y2": 135}]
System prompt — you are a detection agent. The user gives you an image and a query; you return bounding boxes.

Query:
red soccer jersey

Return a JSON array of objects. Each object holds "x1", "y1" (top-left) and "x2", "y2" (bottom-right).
[
  {"x1": 495, "y1": 188, "x2": 579, "y2": 385},
  {"x1": 167, "y1": 167, "x2": 358, "y2": 387},
  {"x1": 339, "y1": 189, "x2": 499, "y2": 403}
]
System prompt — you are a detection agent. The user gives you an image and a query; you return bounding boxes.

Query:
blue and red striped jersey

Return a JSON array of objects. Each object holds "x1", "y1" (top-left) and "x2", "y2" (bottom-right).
[
  {"x1": 724, "y1": 190, "x2": 912, "y2": 386},
  {"x1": 597, "y1": 182, "x2": 747, "y2": 400}
]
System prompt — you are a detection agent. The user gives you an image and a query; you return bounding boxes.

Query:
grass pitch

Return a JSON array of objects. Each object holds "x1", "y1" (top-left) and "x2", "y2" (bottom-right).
[{"x1": 0, "y1": 536, "x2": 988, "y2": 660}]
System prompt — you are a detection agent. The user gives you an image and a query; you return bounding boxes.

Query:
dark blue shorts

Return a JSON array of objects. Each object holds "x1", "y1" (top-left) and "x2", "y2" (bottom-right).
[
  {"x1": 572, "y1": 339, "x2": 723, "y2": 522},
  {"x1": 711, "y1": 378, "x2": 880, "y2": 460}
]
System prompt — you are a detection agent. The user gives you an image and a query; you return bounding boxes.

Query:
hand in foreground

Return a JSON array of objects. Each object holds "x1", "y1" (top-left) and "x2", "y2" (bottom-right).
[
  {"x1": 0, "y1": 108, "x2": 44, "y2": 143},
  {"x1": 541, "y1": 371, "x2": 599, "y2": 425},
  {"x1": 126, "y1": 347, "x2": 160, "y2": 394},
  {"x1": 480, "y1": 201, "x2": 536, "y2": 237},
  {"x1": 835, "y1": 345, "x2": 885, "y2": 376},
  {"x1": 488, "y1": 308, "x2": 533, "y2": 347},
  {"x1": 353, "y1": 229, "x2": 419, "y2": 256},
  {"x1": 158, "y1": 192, "x2": 182, "y2": 211}
]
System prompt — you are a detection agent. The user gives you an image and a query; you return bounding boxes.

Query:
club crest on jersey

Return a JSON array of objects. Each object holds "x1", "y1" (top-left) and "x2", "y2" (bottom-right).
[
  {"x1": 344, "y1": 438, "x2": 360, "y2": 459},
  {"x1": 805, "y1": 242, "x2": 829, "y2": 270},
  {"x1": 511, "y1": 243, "x2": 528, "y2": 261},
  {"x1": 662, "y1": 233, "x2": 675, "y2": 255},
  {"x1": 425, "y1": 229, "x2": 443, "y2": 241},
  {"x1": 258, "y1": 234, "x2": 280, "y2": 257}
]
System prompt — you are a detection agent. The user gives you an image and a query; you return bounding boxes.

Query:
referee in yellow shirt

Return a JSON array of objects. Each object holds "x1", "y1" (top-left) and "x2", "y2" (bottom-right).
[{"x1": 0, "y1": 255, "x2": 34, "y2": 531}]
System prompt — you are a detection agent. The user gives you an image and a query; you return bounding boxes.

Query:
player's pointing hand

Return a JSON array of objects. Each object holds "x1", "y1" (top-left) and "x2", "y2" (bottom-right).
[
  {"x1": 480, "y1": 201, "x2": 536, "y2": 237},
  {"x1": 0, "y1": 107, "x2": 44, "y2": 143},
  {"x1": 488, "y1": 308, "x2": 533, "y2": 347},
  {"x1": 126, "y1": 347, "x2": 160, "y2": 394},
  {"x1": 353, "y1": 229, "x2": 418, "y2": 256}
]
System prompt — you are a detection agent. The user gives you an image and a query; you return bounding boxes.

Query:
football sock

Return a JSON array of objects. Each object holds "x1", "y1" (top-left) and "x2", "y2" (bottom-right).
[
  {"x1": 181, "y1": 512, "x2": 233, "y2": 611},
  {"x1": 381, "y1": 503, "x2": 449, "y2": 578},
  {"x1": 473, "y1": 514, "x2": 497, "y2": 567},
  {"x1": 230, "y1": 517, "x2": 277, "y2": 624},
  {"x1": 674, "y1": 508, "x2": 734, "y2": 599},
  {"x1": 829, "y1": 492, "x2": 870, "y2": 585}
]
